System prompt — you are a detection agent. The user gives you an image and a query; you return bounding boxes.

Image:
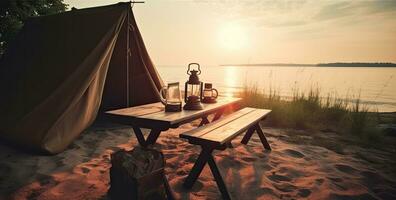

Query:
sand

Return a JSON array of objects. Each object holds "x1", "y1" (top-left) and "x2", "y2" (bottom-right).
[{"x1": 0, "y1": 119, "x2": 396, "y2": 200}]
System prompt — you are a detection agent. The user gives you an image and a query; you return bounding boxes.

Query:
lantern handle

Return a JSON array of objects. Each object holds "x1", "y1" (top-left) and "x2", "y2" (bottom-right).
[{"x1": 187, "y1": 63, "x2": 201, "y2": 75}]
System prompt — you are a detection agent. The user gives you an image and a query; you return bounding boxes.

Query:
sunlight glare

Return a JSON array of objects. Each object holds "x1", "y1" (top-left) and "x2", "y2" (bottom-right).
[
  {"x1": 218, "y1": 23, "x2": 249, "y2": 51},
  {"x1": 224, "y1": 66, "x2": 239, "y2": 97}
]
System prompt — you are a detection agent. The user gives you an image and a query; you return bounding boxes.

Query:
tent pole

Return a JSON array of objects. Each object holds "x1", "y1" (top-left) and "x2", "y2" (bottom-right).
[
  {"x1": 126, "y1": 9, "x2": 130, "y2": 107},
  {"x1": 127, "y1": 2, "x2": 144, "y2": 107}
]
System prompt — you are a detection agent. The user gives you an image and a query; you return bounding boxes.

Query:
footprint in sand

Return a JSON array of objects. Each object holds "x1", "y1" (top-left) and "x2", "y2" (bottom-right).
[
  {"x1": 298, "y1": 189, "x2": 311, "y2": 198},
  {"x1": 315, "y1": 178, "x2": 324, "y2": 186},
  {"x1": 268, "y1": 173, "x2": 292, "y2": 182},
  {"x1": 240, "y1": 156, "x2": 257, "y2": 162},
  {"x1": 273, "y1": 182, "x2": 297, "y2": 193},
  {"x1": 260, "y1": 187, "x2": 276, "y2": 196},
  {"x1": 283, "y1": 149, "x2": 305, "y2": 158},
  {"x1": 176, "y1": 169, "x2": 188, "y2": 176},
  {"x1": 81, "y1": 167, "x2": 90, "y2": 174},
  {"x1": 328, "y1": 177, "x2": 343, "y2": 183},
  {"x1": 171, "y1": 177, "x2": 204, "y2": 193},
  {"x1": 334, "y1": 164, "x2": 357, "y2": 174}
]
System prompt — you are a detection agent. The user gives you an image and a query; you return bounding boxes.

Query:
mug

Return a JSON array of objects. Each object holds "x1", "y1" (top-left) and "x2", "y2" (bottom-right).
[
  {"x1": 159, "y1": 82, "x2": 182, "y2": 112},
  {"x1": 202, "y1": 83, "x2": 218, "y2": 103}
]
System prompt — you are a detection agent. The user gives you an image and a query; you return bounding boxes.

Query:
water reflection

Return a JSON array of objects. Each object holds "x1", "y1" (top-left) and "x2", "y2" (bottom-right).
[
  {"x1": 224, "y1": 66, "x2": 239, "y2": 97},
  {"x1": 157, "y1": 65, "x2": 396, "y2": 112}
]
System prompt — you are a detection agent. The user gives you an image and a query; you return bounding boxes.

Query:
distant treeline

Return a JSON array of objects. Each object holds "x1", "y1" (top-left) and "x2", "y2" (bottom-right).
[
  {"x1": 317, "y1": 62, "x2": 396, "y2": 67},
  {"x1": 220, "y1": 63, "x2": 315, "y2": 67},
  {"x1": 220, "y1": 62, "x2": 396, "y2": 67}
]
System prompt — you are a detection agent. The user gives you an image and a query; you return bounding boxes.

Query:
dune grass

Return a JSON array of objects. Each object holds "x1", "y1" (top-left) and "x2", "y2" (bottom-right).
[{"x1": 239, "y1": 84, "x2": 381, "y2": 143}]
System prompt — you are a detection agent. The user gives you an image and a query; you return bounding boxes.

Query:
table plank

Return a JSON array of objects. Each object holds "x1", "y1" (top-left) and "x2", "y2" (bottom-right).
[
  {"x1": 105, "y1": 97, "x2": 242, "y2": 128},
  {"x1": 140, "y1": 97, "x2": 241, "y2": 124},
  {"x1": 106, "y1": 102, "x2": 164, "y2": 117}
]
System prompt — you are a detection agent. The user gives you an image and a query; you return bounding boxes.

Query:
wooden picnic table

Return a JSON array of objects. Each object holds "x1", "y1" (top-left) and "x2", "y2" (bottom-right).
[{"x1": 105, "y1": 97, "x2": 242, "y2": 147}]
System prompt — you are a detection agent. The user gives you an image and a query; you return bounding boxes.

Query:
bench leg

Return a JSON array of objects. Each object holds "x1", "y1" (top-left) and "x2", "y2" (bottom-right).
[
  {"x1": 183, "y1": 148, "x2": 213, "y2": 188},
  {"x1": 207, "y1": 155, "x2": 231, "y2": 200},
  {"x1": 198, "y1": 116, "x2": 210, "y2": 127},
  {"x1": 241, "y1": 123, "x2": 271, "y2": 150},
  {"x1": 132, "y1": 127, "x2": 162, "y2": 147},
  {"x1": 184, "y1": 147, "x2": 231, "y2": 199},
  {"x1": 241, "y1": 126, "x2": 256, "y2": 145},
  {"x1": 255, "y1": 124, "x2": 271, "y2": 150}
]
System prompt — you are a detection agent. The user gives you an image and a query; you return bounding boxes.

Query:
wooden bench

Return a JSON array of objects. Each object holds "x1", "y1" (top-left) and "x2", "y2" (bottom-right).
[{"x1": 179, "y1": 107, "x2": 272, "y2": 199}]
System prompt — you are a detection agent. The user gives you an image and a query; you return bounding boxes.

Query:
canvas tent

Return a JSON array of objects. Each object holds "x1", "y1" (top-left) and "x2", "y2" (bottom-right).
[{"x1": 0, "y1": 2, "x2": 164, "y2": 154}]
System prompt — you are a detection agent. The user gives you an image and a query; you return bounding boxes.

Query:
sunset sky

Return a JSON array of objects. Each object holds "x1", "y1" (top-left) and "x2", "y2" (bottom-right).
[{"x1": 64, "y1": 0, "x2": 396, "y2": 65}]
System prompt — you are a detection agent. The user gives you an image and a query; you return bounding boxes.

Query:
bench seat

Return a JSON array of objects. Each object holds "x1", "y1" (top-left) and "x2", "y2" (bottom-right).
[
  {"x1": 180, "y1": 107, "x2": 272, "y2": 200},
  {"x1": 180, "y1": 107, "x2": 271, "y2": 147}
]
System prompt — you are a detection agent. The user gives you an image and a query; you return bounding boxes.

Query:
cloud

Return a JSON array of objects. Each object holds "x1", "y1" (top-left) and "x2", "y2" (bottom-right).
[
  {"x1": 313, "y1": 1, "x2": 353, "y2": 21},
  {"x1": 268, "y1": 20, "x2": 307, "y2": 27},
  {"x1": 313, "y1": 1, "x2": 396, "y2": 22},
  {"x1": 197, "y1": 0, "x2": 396, "y2": 28},
  {"x1": 362, "y1": 0, "x2": 396, "y2": 14}
]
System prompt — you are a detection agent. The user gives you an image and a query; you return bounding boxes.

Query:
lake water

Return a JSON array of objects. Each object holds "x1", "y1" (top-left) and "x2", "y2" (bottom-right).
[{"x1": 157, "y1": 65, "x2": 396, "y2": 112}]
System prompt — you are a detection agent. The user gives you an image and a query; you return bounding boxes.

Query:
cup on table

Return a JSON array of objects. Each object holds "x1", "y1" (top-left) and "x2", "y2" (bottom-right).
[{"x1": 202, "y1": 83, "x2": 218, "y2": 103}]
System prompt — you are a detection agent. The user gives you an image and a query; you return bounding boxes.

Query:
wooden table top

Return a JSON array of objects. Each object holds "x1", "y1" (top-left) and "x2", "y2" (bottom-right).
[{"x1": 105, "y1": 97, "x2": 242, "y2": 130}]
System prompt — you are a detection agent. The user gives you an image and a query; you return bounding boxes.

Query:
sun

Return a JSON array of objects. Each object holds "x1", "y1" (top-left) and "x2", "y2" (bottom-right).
[{"x1": 218, "y1": 23, "x2": 249, "y2": 51}]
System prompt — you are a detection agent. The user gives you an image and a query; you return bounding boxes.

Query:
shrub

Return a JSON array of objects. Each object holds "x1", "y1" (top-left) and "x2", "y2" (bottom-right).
[{"x1": 239, "y1": 84, "x2": 380, "y2": 142}]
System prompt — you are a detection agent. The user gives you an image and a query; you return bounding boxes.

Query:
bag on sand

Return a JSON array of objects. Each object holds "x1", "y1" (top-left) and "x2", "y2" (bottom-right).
[{"x1": 109, "y1": 147, "x2": 173, "y2": 200}]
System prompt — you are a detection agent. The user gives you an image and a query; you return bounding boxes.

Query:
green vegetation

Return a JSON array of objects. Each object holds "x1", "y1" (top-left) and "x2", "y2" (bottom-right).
[
  {"x1": 239, "y1": 85, "x2": 382, "y2": 143},
  {"x1": 0, "y1": 0, "x2": 68, "y2": 55}
]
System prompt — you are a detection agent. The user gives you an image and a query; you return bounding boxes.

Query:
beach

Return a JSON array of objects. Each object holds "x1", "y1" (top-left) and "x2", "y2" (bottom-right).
[
  {"x1": 1, "y1": 1, "x2": 395, "y2": 199},
  {"x1": 1, "y1": 116, "x2": 395, "y2": 200}
]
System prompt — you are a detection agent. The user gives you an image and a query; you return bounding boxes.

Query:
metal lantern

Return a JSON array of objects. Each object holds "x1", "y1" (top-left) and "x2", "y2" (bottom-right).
[{"x1": 184, "y1": 63, "x2": 203, "y2": 110}]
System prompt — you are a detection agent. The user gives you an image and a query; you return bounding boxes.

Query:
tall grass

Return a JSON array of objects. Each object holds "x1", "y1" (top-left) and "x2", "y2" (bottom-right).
[{"x1": 239, "y1": 84, "x2": 380, "y2": 141}]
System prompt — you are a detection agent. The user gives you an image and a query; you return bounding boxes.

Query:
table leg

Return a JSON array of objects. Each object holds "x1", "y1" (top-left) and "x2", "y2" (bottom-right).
[
  {"x1": 132, "y1": 126, "x2": 147, "y2": 147},
  {"x1": 212, "y1": 110, "x2": 224, "y2": 122},
  {"x1": 198, "y1": 110, "x2": 225, "y2": 127},
  {"x1": 198, "y1": 116, "x2": 210, "y2": 127},
  {"x1": 132, "y1": 127, "x2": 162, "y2": 147},
  {"x1": 146, "y1": 129, "x2": 161, "y2": 145}
]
